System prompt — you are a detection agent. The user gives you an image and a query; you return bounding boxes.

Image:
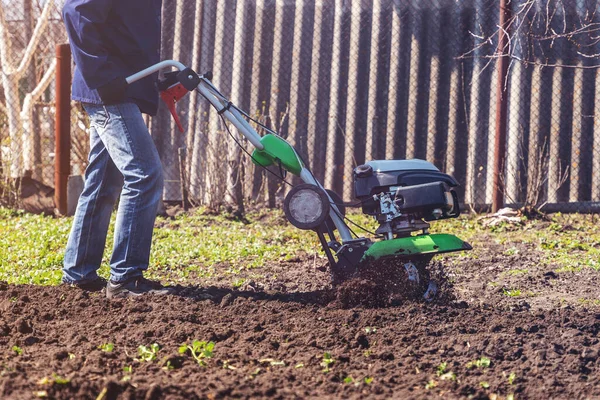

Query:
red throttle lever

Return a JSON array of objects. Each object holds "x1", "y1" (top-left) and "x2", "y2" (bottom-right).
[
  {"x1": 160, "y1": 83, "x2": 188, "y2": 132},
  {"x1": 158, "y1": 68, "x2": 202, "y2": 132}
]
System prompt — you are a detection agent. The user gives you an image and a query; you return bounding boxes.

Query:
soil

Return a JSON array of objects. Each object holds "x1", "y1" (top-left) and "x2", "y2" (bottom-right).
[{"x1": 2, "y1": 233, "x2": 600, "y2": 399}]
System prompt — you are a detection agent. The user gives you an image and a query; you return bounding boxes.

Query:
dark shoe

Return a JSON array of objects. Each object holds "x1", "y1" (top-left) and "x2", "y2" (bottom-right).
[
  {"x1": 106, "y1": 276, "x2": 176, "y2": 299},
  {"x1": 63, "y1": 277, "x2": 107, "y2": 292}
]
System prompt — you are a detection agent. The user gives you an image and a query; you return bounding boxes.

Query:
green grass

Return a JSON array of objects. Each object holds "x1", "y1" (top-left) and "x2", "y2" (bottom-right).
[
  {"x1": 0, "y1": 207, "x2": 322, "y2": 285},
  {"x1": 1, "y1": 207, "x2": 599, "y2": 286}
]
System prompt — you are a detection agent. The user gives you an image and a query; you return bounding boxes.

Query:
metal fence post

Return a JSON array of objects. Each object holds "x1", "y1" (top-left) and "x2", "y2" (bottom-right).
[
  {"x1": 492, "y1": 0, "x2": 511, "y2": 212},
  {"x1": 55, "y1": 43, "x2": 71, "y2": 215}
]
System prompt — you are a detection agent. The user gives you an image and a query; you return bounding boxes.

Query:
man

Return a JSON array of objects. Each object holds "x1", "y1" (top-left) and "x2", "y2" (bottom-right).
[{"x1": 61, "y1": 0, "x2": 173, "y2": 298}]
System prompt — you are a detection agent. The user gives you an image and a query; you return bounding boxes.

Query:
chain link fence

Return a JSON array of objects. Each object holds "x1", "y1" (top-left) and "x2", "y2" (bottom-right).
[{"x1": 0, "y1": 0, "x2": 599, "y2": 214}]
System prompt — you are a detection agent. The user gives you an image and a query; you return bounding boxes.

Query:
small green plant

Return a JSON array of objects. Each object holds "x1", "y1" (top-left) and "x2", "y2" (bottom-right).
[
  {"x1": 259, "y1": 358, "x2": 285, "y2": 366},
  {"x1": 466, "y1": 356, "x2": 491, "y2": 369},
  {"x1": 137, "y1": 343, "x2": 160, "y2": 362},
  {"x1": 502, "y1": 288, "x2": 522, "y2": 297},
  {"x1": 178, "y1": 340, "x2": 215, "y2": 366},
  {"x1": 425, "y1": 379, "x2": 438, "y2": 389},
  {"x1": 507, "y1": 372, "x2": 517, "y2": 385},
  {"x1": 321, "y1": 352, "x2": 334, "y2": 373},
  {"x1": 343, "y1": 376, "x2": 354, "y2": 384},
  {"x1": 222, "y1": 360, "x2": 237, "y2": 370},
  {"x1": 480, "y1": 381, "x2": 490, "y2": 388},
  {"x1": 162, "y1": 360, "x2": 175, "y2": 371},
  {"x1": 364, "y1": 327, "x2": 377, "y2": 334},
  {"x1": 436, "y1": 362, "x2": 447, "y2": 376},
  {"x1": 12, "y1": 346, "x2": 23, "y2": 356},
  {"x1": 435, "y1": 361, "x2": 456, "y2": 381},
  {"x1": 364, "y1": 376, "x2": 374, "y2": 385},
  {"x1": 38, "y1": 374, "x2": 70, "y2": 385},
  {"x1": 98, "y1": 343, "x2": 114, "y2": 352},
  {"x1": 123, "y1": 365, "x2": 132, "y2": 373}
]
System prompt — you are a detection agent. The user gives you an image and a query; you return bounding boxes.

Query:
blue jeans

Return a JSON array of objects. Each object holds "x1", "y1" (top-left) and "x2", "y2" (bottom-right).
[{"x1": 63, "y1": 103, "x2": 163, "y2": 284}]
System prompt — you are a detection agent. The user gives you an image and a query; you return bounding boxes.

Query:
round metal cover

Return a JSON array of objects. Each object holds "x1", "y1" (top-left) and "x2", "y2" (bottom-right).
[{"x1": 284, "y1": 184, "x2": 330, "y2": 230}]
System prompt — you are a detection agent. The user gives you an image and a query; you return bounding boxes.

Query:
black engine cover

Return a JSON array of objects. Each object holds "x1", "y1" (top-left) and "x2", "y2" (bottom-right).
[{"x1": 353, "y1": 160, "x2": 459, "y2": 217}]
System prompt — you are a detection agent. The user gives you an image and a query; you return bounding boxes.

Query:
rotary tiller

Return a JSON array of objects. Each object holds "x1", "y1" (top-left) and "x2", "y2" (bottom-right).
[{"x1": 126, "y1": 61, "x2": 472, "y2": 299}]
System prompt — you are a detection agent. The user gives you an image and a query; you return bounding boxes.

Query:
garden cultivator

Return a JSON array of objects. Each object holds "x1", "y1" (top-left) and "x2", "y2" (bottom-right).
[{"x1": 128, "y1": 60, "x2": 472, "y2": 299}]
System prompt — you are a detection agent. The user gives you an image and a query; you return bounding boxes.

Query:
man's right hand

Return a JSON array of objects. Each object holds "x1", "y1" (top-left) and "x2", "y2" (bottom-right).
[{"x1": 97, "y1": 77, "x2": 128, "y2": 104}]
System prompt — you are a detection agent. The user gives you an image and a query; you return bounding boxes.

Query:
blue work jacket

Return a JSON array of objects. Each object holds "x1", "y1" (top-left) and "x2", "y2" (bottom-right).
[{"x1": 62, "y1": 0, "x2": 162, "y2": 115}]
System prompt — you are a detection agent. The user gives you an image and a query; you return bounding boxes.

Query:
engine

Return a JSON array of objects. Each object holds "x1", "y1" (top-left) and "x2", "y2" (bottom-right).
[{"x1": 353, "y1": 160, "x2": 461, "y2": 240}]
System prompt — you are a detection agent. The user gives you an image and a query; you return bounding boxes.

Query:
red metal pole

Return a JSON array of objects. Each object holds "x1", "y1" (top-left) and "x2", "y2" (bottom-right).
[
  {"x1": 492, "y1": 0, "x2": 512, "y2": 213},
  {"x1": 55, "y1": 44, "x2": 71, "y2": 215}
]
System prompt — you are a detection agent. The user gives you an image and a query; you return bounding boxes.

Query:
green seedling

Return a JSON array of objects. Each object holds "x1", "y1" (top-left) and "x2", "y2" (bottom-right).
[
  {"x1": 12, "y1": 346, "x2": 23, "y2": 356},
  {"x1": 68, "y1": 353, "x2": 76, "y2": 360},
  {"x1": 137, "y1": 343, "x2": 160, "y2": 362},
  {"x1": 480, "y1": 381, "x2": 490, "y2": 388},
  {"x1": 222, "y1": 360, "x2": 237, "y2": 370},
  {"x1": 343, "y1": 376, "x2": 354, "y2": 384},
  {"x1": 507, "y1": 372, "x2": 517, "y2": 385},
  {"x1": 321, "y1": 352, "x2": 334, "y2": 373},
  {"x1": 436, "y1": 362, "x2": 447, "y2": 376},
  {"x1": 466, "y1": 356, "x2": 491, "y2": 369},
  {"x1": 259, "y1": 358, "x2": 285, "y2": 366},
  {"x1": 38, "y1": 374, "x2": 70, "y2": 385},
  {"x1": 502, "y1": 288, "x2": 522, "y2": 297},
  {"x1": 364, "y1": 327, "x2": 377, "y2": 334},
  {"x1": 364, "y1": 376, "x2": 374, "y2": 385},
  {"x1": 178, "y1": 340, "x2": 214, "y2": 366},
  {"x1": 436, "y1": 361, "x2": 456, "y2": 381},
  {"x1": 123, "y1": 365, "x2": 133, "y2": 373},
  {"x1": 425, "y1": 379, "x2": 438, "y2": 390},
  {"x1": 162, "y1": 360, "x2": 175, "y2": 371},
  {"x1": 98, "y1": 343, "x2": 114, "y2": 352}
]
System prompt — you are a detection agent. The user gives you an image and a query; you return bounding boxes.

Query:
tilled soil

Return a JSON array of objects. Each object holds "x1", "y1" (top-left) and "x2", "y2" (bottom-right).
[{"x1": 2, "y1": 230, "x2": 600, "y2": 399}]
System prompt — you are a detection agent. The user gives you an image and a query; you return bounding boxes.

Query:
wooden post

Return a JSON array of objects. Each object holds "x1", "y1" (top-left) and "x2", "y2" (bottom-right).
[
  {"x1": 492, "y1": 0, "x2": 511, "y2": 212},
  {"x1": 55, "y1": 44, "x2": 71, "y2": 215}
]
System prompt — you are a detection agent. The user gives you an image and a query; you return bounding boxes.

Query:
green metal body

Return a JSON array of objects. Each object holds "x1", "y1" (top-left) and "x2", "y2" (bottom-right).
[
  {"x1": 360, "y1": 233, "x2": 471, "y2": 263},
  {"x1": 251, "y1": 134, "x2": 303, "y2": 176}
]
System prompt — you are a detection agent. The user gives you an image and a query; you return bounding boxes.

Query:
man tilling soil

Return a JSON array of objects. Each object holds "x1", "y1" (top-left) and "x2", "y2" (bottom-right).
[{"x1": 61, "y1": 0, "x2": 173, "y2": 298}]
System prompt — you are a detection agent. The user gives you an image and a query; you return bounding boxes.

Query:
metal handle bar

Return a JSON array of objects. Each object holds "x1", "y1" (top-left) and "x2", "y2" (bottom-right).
[{"x1": 126, "y1": 60, "x2": 353, "y2": 242}]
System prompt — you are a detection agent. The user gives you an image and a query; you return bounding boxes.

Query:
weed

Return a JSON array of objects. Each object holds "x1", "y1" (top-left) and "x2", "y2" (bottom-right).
[
  {"x1": 98, "y1": 343, "x2": 114, "y2": 353},
  {"x1": 162, "y1": 361, "x2": 175, "y2": 371},
  {"x1": 364, "y1": 377, "x2": 374, "y2": 385},
  {"x1": 178, "y1": 340, "x2": 215, "y2": 366},
  {"x1": 436, "y1": 362, "x2": 447, "y2": 376},
  {"x1": 250, "y1": 367, "x2": 262, "y2": 378},
  {"x1": 222, "y1": 360, "x2": 237, "y2": 370},
  {"x1": 439, "y1": 371, "x2": 457, "y2": 381},
  {"x1": 507, "y1": 372, "x2": 516, "y2": 385},
  {"x1": 425, "y1": 379, "x2": 438, "y2": 389},
  {"x1": 502, "y1": 288, "x2": 521, "y2": 297},
  {"x1": 12, "y1": 346, "x2": 22, "y2": 356},
  {"x1": 137, "y1": 343, "x2": 160, "y2": 362},
  {"x1": 38, "y1": 373, "x2": 70, "y2": 385},
  {"x1": 343, "y1": 376, "x2": 354, "y2": 384},
  {"x1": 123, "y1": 365, "x2": 132, "y2": 373},
  {"x1": 466, "y1": 357, "x2": 491, "y2": 369},
  {"x1": 480, "y1": 381, "x2": 490, "y2": 388},
  {"x1": 232, "y1": 278, "x2": 245, "y2": 288},
  {"x1": 321, "y1": 352, "x2": 334, "y2": 373},
  {"x1": 259, "y1": 358, "x2": 285, "y2": 366}
]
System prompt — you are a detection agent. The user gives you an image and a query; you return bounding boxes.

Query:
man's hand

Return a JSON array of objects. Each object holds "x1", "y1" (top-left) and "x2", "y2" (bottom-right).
[{"x1": 97, "y1": 77, "x2": 128, "y2": 104}]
